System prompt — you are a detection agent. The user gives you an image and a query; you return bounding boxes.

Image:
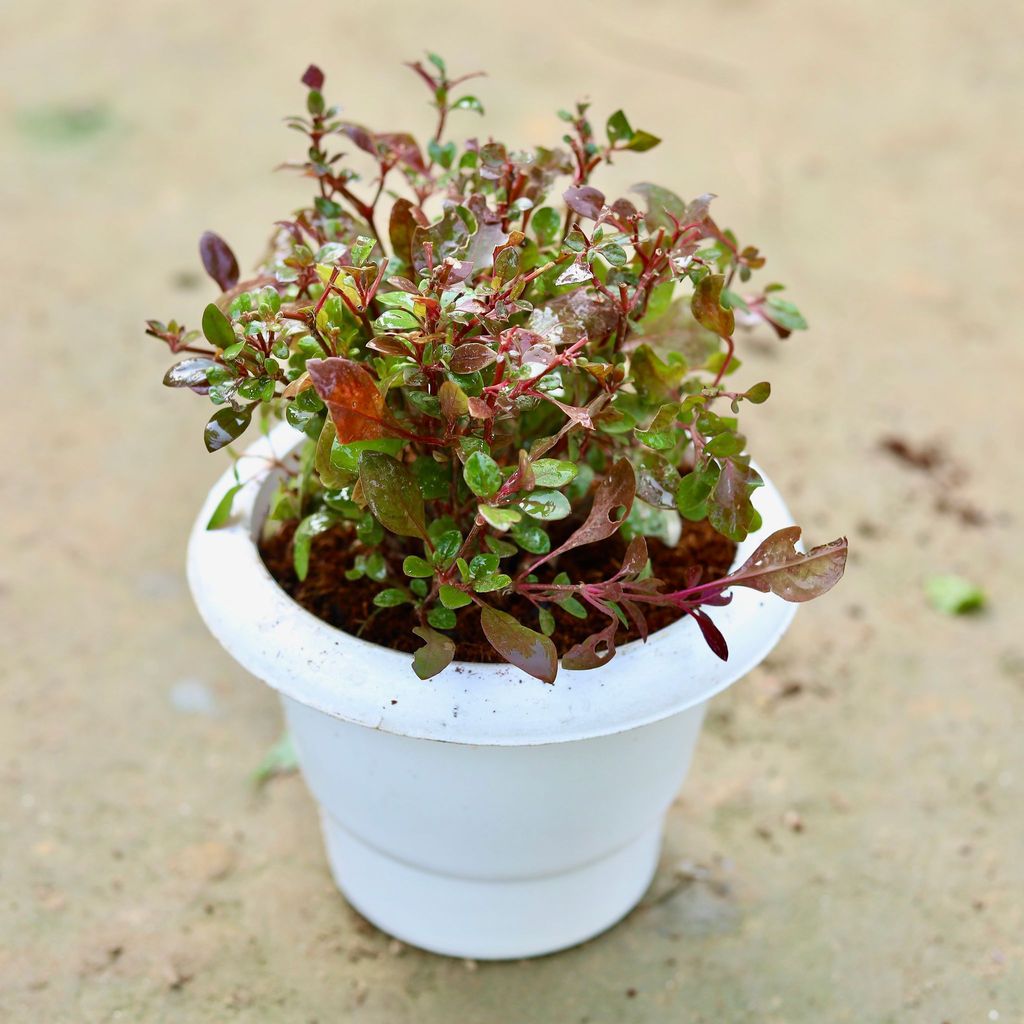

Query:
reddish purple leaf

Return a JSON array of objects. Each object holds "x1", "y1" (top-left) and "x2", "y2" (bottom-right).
[
  {"x1": 342, "y1": 123, "x2": 377, "y2": 156},
  {"x1": 563, "y1": 185, "x2": 605, "y2": 221},
  {"x1": 549, "y1": 459, "x2": 636, "y2": 559},
  {"x1": 691, "y1": 609, "x2": 729, "y2": 660},
  {"x1": 301, "y1": 65, "x2": 325, "y2": 90},
  {"x1": 562, "y1": 619, "x2": 618, "y2": 670},
  {"x1": 620, "y1": 535, "x2": 648, "y2": 578},
  {"x1": 480, "y1": 605, "x2": 558, "y2": 683},
  {"x1": 450, "y1": 342, "x2": 498, "y2": 373},
  {"x1": 198, "y1": 231, "x2": 239, "y2": 292},
  {"x1": 727, "y1": 527, "x2": 849, "y2": 602}
]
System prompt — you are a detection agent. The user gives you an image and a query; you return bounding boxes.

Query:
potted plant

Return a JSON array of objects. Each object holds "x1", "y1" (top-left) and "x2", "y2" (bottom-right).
[{"x1": 149, "y1": 57, "x2": 848, "y2": 960}]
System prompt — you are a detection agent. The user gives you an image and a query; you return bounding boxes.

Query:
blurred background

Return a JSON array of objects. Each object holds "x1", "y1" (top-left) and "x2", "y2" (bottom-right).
[{"x1": 3, "y1": 1, "x2": 1023, "y2": 1020}]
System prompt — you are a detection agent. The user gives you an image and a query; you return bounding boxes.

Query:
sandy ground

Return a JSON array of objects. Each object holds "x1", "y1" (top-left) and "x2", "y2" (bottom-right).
[{"x1": 3, "y1": 1, "x2": 1024, "y2": 1020}]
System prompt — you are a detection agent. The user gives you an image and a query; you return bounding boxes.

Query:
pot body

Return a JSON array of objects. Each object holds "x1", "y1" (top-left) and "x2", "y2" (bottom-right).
[
  {"x1": 282, "y1": 694, "x2": 707, "y2": 959},
  {"x1": 187, "y1": 424, "x2": 799, "y2": 959}
]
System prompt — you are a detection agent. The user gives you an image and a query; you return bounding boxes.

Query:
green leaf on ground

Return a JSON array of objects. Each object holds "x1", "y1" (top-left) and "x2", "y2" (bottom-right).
[{"x1": 925, "y1": 575, "x2": 985, "y2": 615}]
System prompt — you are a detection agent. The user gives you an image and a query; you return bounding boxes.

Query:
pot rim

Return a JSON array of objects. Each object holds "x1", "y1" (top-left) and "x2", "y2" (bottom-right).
[{"x1": 187, "y1": 423, "x2": 797, "y2": 746}]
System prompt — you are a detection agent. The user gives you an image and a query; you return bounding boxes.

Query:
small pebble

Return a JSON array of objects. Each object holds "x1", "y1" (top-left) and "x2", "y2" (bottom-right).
[{"x1": 169, "y1": 679, "x2": 218, "y2": 716}]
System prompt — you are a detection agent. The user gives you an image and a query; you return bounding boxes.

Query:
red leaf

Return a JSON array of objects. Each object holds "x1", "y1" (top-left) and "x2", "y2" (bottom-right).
[
  {"x1": 376, "y1": 132, "x2": 427, "y2": 174},
  {"x1": 450, "y1": 342, "x2": 498, "y2": 373},
  {"x1": 306, "y1": 357, "x2": 392, "y2": 443},
  {"x1": 728, "y1": 527, "x2": 849, "y2": 602},
  {"x1": 480, "y1": 606, "x2": 558, "y2": 683},
  {"x1": 198, "y1": 231, "x2": 239, "y2": 292},
  {"x1": 691, "y1": 609, "x2": 728, "y2": 660},
  {"x1": 301, "y1": 65, "x2": 325, "y2": 90},
  {"x1": 563, "y1": 185, "x2": 605, "y2": 220},
  {"x1": 619, "y1": 535, "x2": 649, "y2": 578},
  {"x1": 562, "y1": 619, "x2": 618, "y2": 670},
  {"x1": 342, "y1": 123, "x2": 377, "y2": 156},
  {"x1": 548, "y1": 459, "x2": 636, "y2": 559}
]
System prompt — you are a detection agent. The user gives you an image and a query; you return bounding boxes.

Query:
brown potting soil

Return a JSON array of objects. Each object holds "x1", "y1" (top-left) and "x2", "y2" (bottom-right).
[{"x1": 260, "y1": 517, "x2": 736, "y2": 663}]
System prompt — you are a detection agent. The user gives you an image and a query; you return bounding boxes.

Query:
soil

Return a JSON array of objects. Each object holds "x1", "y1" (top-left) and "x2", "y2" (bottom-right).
[{"x1": 260, "y1": 517, "x2": 736, "y2": 662}]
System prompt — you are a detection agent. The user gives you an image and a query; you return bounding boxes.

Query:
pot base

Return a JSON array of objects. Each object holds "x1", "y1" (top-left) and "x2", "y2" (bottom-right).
[{"x1": 320, "y1": 811, "x2": 662, "y2": 960}]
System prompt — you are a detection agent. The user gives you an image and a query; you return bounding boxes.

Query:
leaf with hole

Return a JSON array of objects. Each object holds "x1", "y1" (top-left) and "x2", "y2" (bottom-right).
[{"x1": 411, "y1": 626, "x2": 456, "y2": 680}]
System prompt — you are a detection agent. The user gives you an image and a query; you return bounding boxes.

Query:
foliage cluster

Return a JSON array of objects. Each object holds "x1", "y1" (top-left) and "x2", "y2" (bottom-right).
[{"x1": 149, "y1": 57, "x2": 847, "y2": 682}]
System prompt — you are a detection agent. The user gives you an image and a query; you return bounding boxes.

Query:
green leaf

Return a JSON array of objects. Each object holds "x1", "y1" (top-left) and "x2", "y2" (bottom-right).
[
  {"x1": 293, "y1": 510, "x2": 336, "y2": 581},
  {"x1": 636, "y1": 452, "x2": 682, "y2": 510},
  {"x1": 469, "y1": 553, "x2": 500, "y2": 577},
  {"x1": 373, "y1": 588, "x2": 411, "y2": 608},
  {"x1": 428, "y1": 138, "x2": 456, "y2": 169},
  {"x1": 374, "y1": 308, "x2": 420, "y2": 331},
  {"x1": 511, "y1": 521, "x2": 551, "y2": 554},
  {"x1": 533, "y1": 206, "x2": 561, "y2": 247},
  {"x1": 412, "y1": 456, "x2": 450, "y2": 500},
  {"x1": 517, "y1": 489, "x2": 571, "y2": 521},
  {"x1": 744, "y1": 381, "x2": 771, "y2": 404},
  {"x1": 676, "y1": 462, "x2": 720, "y2": 520},
  {"x1": 439, "y1": 584, "x2": 472, "y2": 610},
  {"x1": 473, "y1": 573, "x2": 512, "y2": 594},
  {"x1": 463, "y1": 451, "x2": 503, "y2": 498},
  {"x1": 556, "y1": 595, "x2": 588, "y2": 619},
  {"x1": 705, "y1": 431, "x2": 746, "y2": 457},
  {"x1": 252, "y1": 733, "x2": 298, "y2": 788},
  {"x1": 765, "y1": 296, "x2": 808, "y2": 332},
  {"x1": 478, "y1": 504, "x2": 522, "y2": 531},
  {"x1": 538, "y1": 608, "x2": 556, "y2": 636},
  {"x1": 691, "y1": 273, "x2": 735, "y2": 337},
  {"x1": 358, "y1": 452, "x2": 428, "y2": 541},
  {"x1": 331, "y1": 436, "x2": 404, "y2": 473},
  {"x1": 600, "y1": 243, "x2": 628, "y2": 267},
  {"x1": 201, "y1": 303, "x2": 235, "y2": 348},
  {"x1": 530, "y1": 459, "x2": 579, "y2": 488},
  {"x1": 606, "y1": 109, "x2": 633, "y2": 145},
  {"x1": 439, "y1": 380, "x2": 469, "y2": 421},
  {"x1": 479, "y1": 605, "x2": 558, "y2": 684},
  {"x1": 315, "y1": 421, "x2": 351, "y2": 489},
  {"x1": 403, "y1": 555, "x2": 434, "y2": 578},
  {"x1": 204, "y1": 405, "x2": 253, "y2": 452},
  {"x1": 631, "y1": 345, "x2": 685, "y2": 403},
  {"x1": 493, "y1": 246, "x2": 520, "y2": 284},
  {"x1": 411, "y1": 625, "x2": 456, "y2": 680},
  {"x1": 452, "y1": 95, "x2": 484, "y2": 114},
  {"x1": 350, "y1": 235, "x2": 376, "y2": 266},
  {"x1": 205, "y1": 483, "x2": 243, "y2": 530},
  {"x1": 925, "y1": 574, "x2": 985, "y2": 615},
  {"x1": 431, "y1": 528, "x2": 462, "y2": 564},
  {"x1": 625, "y1": 129, "x2": 660, "y2": 152},
  {"x1": 485, "y1": 535, "x2": 517, "y2": 558},
  {"x1": 635, "y1": 403, "x2": 680, "y2": 450},
  {"x1": 427, "y1": 606, "x2": 458, "y2": 630}
]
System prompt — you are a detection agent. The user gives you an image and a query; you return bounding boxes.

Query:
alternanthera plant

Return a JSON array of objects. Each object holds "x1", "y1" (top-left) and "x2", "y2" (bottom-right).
[{"x1": 149, "y1": 57, "x2": 847, "y2": 682}]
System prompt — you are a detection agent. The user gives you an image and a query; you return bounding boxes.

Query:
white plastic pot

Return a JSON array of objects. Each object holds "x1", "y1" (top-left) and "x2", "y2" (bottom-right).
[{"x1": 187, "y1": 423, "x2": 797, "y2": 959}]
